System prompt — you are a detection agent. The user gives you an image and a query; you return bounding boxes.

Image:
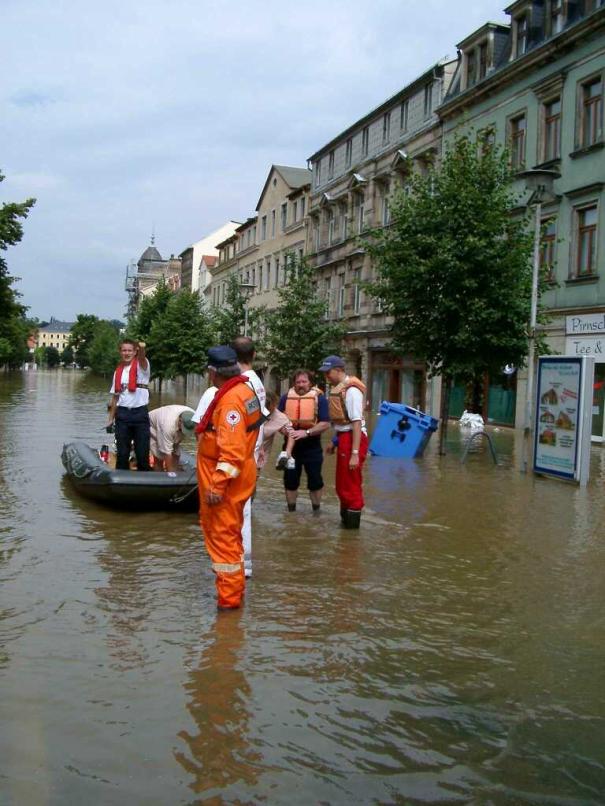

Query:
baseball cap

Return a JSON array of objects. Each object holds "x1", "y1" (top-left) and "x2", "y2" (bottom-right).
[
  {"x1": 318, "y1": 355, "x2": 345, "y2": 372},
  {"x1": 180, "y1": 410, "x2": 196, "y2": 431},
  {"x1": 207, "y1": 345, "x2": 238, "y2": 370}
]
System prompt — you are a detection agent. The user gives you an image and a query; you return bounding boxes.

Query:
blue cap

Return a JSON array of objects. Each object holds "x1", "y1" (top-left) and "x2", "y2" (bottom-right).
[
  {"x1": 318, "y1": 355, "x2": 345, "y2": 372},
  {"x1": 207, "y1": 345, "x2": 238, "y2": 369}
]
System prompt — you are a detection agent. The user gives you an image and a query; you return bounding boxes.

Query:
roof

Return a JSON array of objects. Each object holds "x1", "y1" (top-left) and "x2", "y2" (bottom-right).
[
  {"x1": 201, "y1": 255, "x2": 217, "y2": 267},
  {"x1": 38, "y1": 320, "x2": 74, "y2": 333},
  {"x1": 139, "y1": 245, "x2": 163, "y2": 262},
  {"x1": 255, "y1": 165, "x2": 312, "y2": 211}
]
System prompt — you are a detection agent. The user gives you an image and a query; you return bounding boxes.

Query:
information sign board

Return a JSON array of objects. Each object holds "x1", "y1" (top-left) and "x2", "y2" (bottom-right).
[{"x1": 533, "y1": 356, "x2": 594, "y2": 484}]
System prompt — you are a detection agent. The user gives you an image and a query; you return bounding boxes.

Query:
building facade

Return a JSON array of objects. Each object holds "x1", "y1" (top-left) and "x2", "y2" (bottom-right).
[
  {"x1": 439, "y1": 2, "x2": 605, "y2": 434},
  {"x1": 36, "y1": 318, "x2": 74, "y2": 352},
  {"x1": 306, "y1": 61, "x2": 456, "y2": 414}
]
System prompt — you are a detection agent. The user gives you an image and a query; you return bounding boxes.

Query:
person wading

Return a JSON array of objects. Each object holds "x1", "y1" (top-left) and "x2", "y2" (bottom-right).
[
  {"x1": 196, "y1": 346, "x2": 262, "y2": 610},
  {"x1": 319, "y1": 355, "x2": 368, "y2": 529},
  {"x1": 278, "y1": 369, "x2": 330, "y2": 513},
  {"x1": 107, "y1": 339, "x2": 151, "y2": 471}
]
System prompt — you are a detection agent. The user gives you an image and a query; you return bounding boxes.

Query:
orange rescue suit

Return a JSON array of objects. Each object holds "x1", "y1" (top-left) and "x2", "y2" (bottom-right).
[
  {"x1": 197, "y1": 381, "x2": 261, "y2": 609},
  {"x1": 284, "y1": 386, "x2": 321, "y2": 429}
]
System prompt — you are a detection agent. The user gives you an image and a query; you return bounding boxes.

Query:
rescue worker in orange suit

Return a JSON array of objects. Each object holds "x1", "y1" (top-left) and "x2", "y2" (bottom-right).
[
  {"x1": 195, "y1": 346, "x2": 262, "y2": 610},
  {"x1": 278, "y1": 369, "x2": 330, "y2": 513},
  {"x1": 319, "y1": 355, "x2": 368, "y2": 530}
]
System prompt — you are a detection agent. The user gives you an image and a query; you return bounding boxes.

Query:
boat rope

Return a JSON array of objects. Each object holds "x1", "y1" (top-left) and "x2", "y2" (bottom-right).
[{"x1": 170, "y1": 466, "x2": 198, "y2": 505}]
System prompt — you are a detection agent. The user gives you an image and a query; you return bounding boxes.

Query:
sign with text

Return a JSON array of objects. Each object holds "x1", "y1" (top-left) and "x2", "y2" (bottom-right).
[
  {"x1": 566, "y1": 313, "x2": 605, "y2": 335},
  {"x1": 533, "y1": 356, "x2": 594, "y2": 484},
  {"x1": 565, "y1": 336, "x2": 605, "y2": 362}
]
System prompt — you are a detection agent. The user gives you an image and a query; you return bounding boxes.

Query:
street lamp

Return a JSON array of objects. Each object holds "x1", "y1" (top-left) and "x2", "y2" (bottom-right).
[
  {"x1": 519, "y1": 168, "x2": 560, "y2": 472},
  {"x1": 239, "y1": 282, "x2": 257, "y2": 336}
]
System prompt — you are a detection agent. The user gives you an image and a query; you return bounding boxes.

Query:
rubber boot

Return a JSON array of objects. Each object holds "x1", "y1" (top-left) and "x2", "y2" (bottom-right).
[
  {"x1": 340, "y1": 506, "x2": 346, "y2": 525},
  {"x1": 343, "y1": 509, "x2": 361, "y2": 529}
]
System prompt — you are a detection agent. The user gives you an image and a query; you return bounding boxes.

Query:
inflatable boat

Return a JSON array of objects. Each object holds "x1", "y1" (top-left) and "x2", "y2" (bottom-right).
[{"x1": 61, "y1": 441, "x2": 199, "y2": 511}]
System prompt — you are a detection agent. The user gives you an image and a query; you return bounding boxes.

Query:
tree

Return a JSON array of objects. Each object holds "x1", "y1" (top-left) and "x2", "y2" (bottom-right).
[
  {"x1": 68, "y1": 314, "x2": 100, "y2": 368},
  {"x1": 264, "y1": 255, "x2": 346, "y2": 379},
  {"x1": 147, "y1": 290, "x2": 214, "y2": 390},
  {"x1": 0, "y1": 170, "x2": 35, "y2": 368},
  {"x1": 210, "y1": 274, "x2": 260, "y2": 345},
  {"x1": 44, "y1": 346, "x2": 61, "y2": 368},
  {"x1": 127, "y1": 278, "x2": 172, "y2": 342},
  {"x1": 366, "y1": 134, "x2": 536, "y2": 452},
  {"x1": 61, "y1": 345, "x2": 75, "y2": 365},
  {"x1": 88, "y1": 321, "x2": 120, "y2": 375}
]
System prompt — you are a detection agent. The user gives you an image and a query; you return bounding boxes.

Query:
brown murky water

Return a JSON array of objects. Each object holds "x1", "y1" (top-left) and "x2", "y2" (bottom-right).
[{"x1": 1, "y1": 369, "x2": 605, "y2": 805}]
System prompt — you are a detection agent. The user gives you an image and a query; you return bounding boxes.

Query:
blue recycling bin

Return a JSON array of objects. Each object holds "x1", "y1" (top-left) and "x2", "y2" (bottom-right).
[{"x1": 369, "y1": 402, "x2": 439, "y2": 458}]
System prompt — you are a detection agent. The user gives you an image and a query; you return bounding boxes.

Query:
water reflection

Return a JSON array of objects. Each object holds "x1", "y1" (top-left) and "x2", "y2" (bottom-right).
[{"x1": 177, "y1": 612, "x2": 261, "y2": 799}]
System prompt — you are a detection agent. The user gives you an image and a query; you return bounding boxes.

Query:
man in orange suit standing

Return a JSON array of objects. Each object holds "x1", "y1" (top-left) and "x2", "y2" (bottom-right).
[{"x1": 196, "y1": 346, "x2": 262, "y2": 610}]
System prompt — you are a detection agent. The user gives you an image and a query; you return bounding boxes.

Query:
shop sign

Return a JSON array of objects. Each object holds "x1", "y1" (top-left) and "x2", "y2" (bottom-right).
[
  {"x1": 565, "y1": 336, "x2": 605, "y2": 361},
  {"x1": 566, "y1": 313, "x2": 605, "y2": 335},
  {"x1": 533, "y1": 356, "x2": 594, "y2": 485}
]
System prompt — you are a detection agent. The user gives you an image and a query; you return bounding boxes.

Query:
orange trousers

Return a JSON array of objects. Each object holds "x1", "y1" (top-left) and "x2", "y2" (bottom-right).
[{"x1": 198, "y1": 457, "x2": 256, "y2": 609}]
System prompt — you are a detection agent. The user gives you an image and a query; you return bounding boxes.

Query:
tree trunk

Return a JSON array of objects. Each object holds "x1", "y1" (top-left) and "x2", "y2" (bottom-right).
[{"x1": 438, "y1": 376, "x2": 451, "y2": 456}]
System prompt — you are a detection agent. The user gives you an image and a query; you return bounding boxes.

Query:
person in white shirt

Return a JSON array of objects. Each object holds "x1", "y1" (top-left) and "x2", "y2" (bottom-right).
[
  {"x1": 107, "y1": 339, "x2": 151, "y2": 471},
  {"x1": 149, "y1": 405, "x2": 196, "y2": 471}
]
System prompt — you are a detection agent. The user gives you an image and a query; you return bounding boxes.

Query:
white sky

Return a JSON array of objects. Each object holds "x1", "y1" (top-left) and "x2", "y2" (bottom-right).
[{"x1": 0, "y1": 0, "x2": 508, "y2": 321}]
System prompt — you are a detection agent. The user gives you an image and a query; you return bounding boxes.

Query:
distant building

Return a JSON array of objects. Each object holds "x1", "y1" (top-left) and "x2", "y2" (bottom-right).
[
  {"x1": 37, "y1": 318, "x2": 74, "y2": 352},
  {"x1": 184, "y1": 221, "x2": 241, "y2": 295},
  {"x1": 125, "y1": 239, "x2": 181, "y2": 316}
]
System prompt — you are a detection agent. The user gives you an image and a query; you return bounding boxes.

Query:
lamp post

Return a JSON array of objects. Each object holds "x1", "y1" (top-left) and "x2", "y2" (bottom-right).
[
  {"x1": 519, "y1": 168, "x2": 560, "y2": 473},
  {"x1": 239, "y1": 282, "x2": 257, "y2": 336}
]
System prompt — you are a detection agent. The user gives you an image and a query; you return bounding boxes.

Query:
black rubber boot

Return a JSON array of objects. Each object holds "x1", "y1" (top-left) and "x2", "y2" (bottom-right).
[
  {"x1": 343, "y1": 509, "x2": 361, "y2": 529},
  {"x1": 340, "y1": 506, "x2": 346, "y2": 524},
  {"x1": 287, "y1": 503, "x2": 296, "y2": 512}
]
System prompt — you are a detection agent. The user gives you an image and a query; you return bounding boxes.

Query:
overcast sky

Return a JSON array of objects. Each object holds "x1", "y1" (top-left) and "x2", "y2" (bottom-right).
[{"x1": 0, "y1": 0, "x2": 508, "y2": 322}]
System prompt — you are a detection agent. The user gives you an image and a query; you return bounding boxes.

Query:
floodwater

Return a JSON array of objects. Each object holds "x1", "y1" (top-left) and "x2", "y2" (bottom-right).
[{"x1": 1, "y1": 369, "x2": 605, "y2": 805}]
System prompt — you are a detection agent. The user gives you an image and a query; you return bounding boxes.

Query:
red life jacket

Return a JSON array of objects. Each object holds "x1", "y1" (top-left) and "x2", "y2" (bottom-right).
[{"x1": 114, "y1": 360, "x2": 138, "y2": 394}]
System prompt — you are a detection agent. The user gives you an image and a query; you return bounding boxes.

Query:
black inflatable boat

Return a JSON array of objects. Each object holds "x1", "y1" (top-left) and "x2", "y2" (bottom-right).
[{"x1": 61, "y1": 441, "x2": 199, "y2": 511}]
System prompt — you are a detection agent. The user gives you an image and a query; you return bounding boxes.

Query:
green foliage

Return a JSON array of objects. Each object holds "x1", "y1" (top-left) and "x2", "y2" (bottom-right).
[
  {"x1": 0, "y1": 170, "x2": 36, "y2": 368},
  {"x1": 365, "y1": 134, "x2": 535, "y2": 384},
  {"x1": 61, "y1": 345, "x2": 75, "y2": 365},
  {"x1": 88, "y1": 321, "x2": 120, "y2": 375},
  {"x1": 68, "y1": 314, "x2": 100, "y2": 367},
  {"x1": 127, "y1": 278, "x2": 172, "y2": 341},
  {"x1": 44, "y1": 346, "x2": 61, "y2": 368},
  {"x1": 263, "y1": 255, "x2": 346, "y2": 378},
  {"x1": 147, "y1": 290, "x2": 214, "y2": 381},
  {"x1": 210, "y1": 274, "x2": 263, "y2": 345}
]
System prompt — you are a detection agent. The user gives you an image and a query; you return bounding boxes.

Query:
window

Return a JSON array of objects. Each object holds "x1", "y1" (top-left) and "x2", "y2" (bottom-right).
[
  {"x1": 353, "y1": 272, "x2": 361, "y2": 314},
  {"x1": 382, "y1": 185, "x2": 391, "y2": 226},
  {"x1": 356, "y1": 195, "x2": 365, "y2": 233},
  {"x1": 300, "y1": 198, "x2": 306, "y2": 218},
  {"x1": 551, "y1": 1, "x2": 563, "y2": 33},
  {"x1": 516, "y1": 15, "x2": 528, "y2": 56},
  {"x1": 292, "y1": 200, "x2": 298, "y2": 223},
  {"x1": 324, "y1": 276, "x2": 332, "y2": 319},
  {"x1": 575, "y1": 205, "x2": 598, "y2": 276},
  {"x1": 253, "y1": 225, "x2": 257, "y2": 243},
  {"x1": 261, "y1": 215, "x2": 267, "y2": 241},
  {"x1": 467, "y1": 50, "x2": 477, "y2": 87},
  {"x1": 510, "y1": 113, "x2": 527, "y2": 169},
  {"x1": 328, "y1": 150, "x2": 334, "y2": 179},
  {"x1": 275, "y1": 257, "x2": 280, "y2": 287},
  {"x1": 478, "y1": 125, "x2": 496, "y2": 153},
  {"x1": 400, "y1": 100, "x2": 409, "y2": 132},
  {"x1": 341, "y1": 205, "x2": 349, "y2": 240},
  {"x1": 543, "y1": 97, "x2": 561, "y2": 161},
  {"x1": 281, "y1": 202, "x2": 287, "y2": 231},
  {"x1": 345, "y1": 138, "x2": 352, "y2": 168},
  {"x1": 581, "y1": 76, "x2": 603, "y2": 148},
  {"x1": 361, "y1": 126, "x2": 369, "y2": 157},
  {"x1": 328, "y1": 209, "x2": 335, "y2": 245},
  {"x1": 423, "y1": 84, "x2": 432, "y2": 118},
  {"x1": 258, "y1": 262, "x2": 263, "y2": 292},
  {"x1": 540, "y1": 218, "x2": 557, "y2": 281},
  {"x1": 315, "y1": 159, "x2": 322, "y2": 187},
  {"x1": 479, "y1": 42, "x2": 488, "y2": 80},
  {"x1": 382, "y1": 111, "x2": 391, "y2": 144},
  {"x1": 337, "y1": 283, "x2": 345, "y2": 318},
  {"x1": 264, "y1": 258, "x2": 270, "y2": 290},
  {"x1": 314, "y1": 221, "x2": 320, "y2": 251},
  {"x1": 271, "y1": 209, "x2": 276, "y2": 237}
]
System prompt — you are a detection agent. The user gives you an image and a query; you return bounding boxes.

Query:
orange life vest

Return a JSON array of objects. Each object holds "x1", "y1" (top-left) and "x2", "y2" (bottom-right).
[
  {"x1": 284, "y1": 386, "x2": 321, "y2": 429},
  {"x1": 328, "y1": 376, "x2": 366, "y2": 425}
]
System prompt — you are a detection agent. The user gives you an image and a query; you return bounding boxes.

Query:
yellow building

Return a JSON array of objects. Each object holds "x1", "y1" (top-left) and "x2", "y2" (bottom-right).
[{"x1": 37, "y1": 318, "x2": 73, "y2": 352}]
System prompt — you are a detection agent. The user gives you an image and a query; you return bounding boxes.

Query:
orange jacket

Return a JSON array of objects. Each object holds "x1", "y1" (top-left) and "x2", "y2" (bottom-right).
[
  {"x1": 328, "y1": 376, "x2": 366, "y2": 425},
  {"x1": 197, "y1": 383, "x2": 261, "y2": 495},
  {"x1": 284, "y1": 386, "x2": 321, "y2": 429}
]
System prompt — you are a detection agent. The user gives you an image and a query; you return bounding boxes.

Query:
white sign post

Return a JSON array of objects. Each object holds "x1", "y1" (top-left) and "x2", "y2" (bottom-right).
[{"x1": 533, "y1": 356, "x2": 594, "y2": 486}]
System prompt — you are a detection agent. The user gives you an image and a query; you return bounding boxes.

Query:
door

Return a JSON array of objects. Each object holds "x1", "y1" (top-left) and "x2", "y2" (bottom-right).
[{"x1": 592, "y1": 364, "x2": 605, "y2": 442}]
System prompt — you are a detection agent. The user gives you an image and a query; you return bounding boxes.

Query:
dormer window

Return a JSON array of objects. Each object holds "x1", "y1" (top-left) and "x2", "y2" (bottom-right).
[
  {"x1": 479, "y1": 42, "x2": 488, "y2": 80},
  {"x1": 516, "y1": 14, "x2": 528, "y2": 56},
  {"x1": 467, "y1": 50, "x2": 477, "y2": 87},
  {"x1": 551, "y1": 1, "x2": 564, "y2": 33}
]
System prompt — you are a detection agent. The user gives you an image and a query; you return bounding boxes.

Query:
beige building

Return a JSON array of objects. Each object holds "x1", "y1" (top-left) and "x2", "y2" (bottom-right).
[
  {"x1": 208, "y1": 164, "x2": 311, "y2": 329},
  {"x1": 306, "y1": 60, "x2": 456, "y2": 414},
  {"x1": 36, "y1": 318, "x2": 73, "y2": 351}
]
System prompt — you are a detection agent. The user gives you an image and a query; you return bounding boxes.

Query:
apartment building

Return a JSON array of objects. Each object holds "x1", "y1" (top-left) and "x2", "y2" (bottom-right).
[
  {"x1": 208, "y1": 164, "x2": 311, "y2": 320},
  {"x1": 37, "y1": 318, "x2": 73, "y2": 352},
  {"x1": 306, "y1": 60, "x2": 456, "y2": 414},
  {"x1": 439, "y1": 1, "x2": 605, "y2": 433}
]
